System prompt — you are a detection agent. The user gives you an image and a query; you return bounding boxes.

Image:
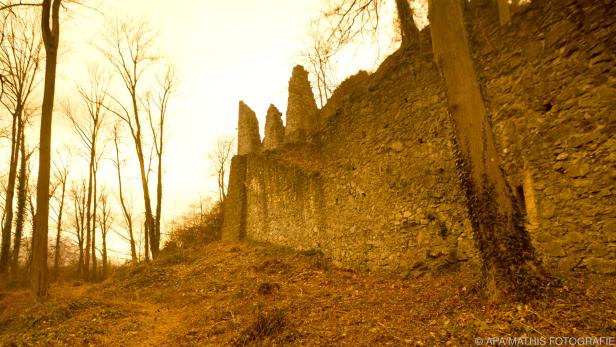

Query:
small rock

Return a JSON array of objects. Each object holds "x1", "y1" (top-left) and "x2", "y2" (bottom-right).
[
  {"x1": 541, "y1": 200, "x2": 556, "y2": 219},
  {"x1": 565, "y1": 161, "x2": 591, "y2": 178},
  {"x1": 558, "y1": 189, "x2": 575, "y2": 200},
  {"x1": 563, "y1": 231, "x2": 584, "y2": 244},
  {"x1": 390, "y1": 141, "x2": 404, "y2": 152},
  {"x1": 553, "y1": 162, "x2": 563, "y2": 171},
  {"x1": 573, "y1": 179, "x2": 593, "y2": 187},
  {"x1": 556, "y1": 152, "x2": 569, "y2": 160}
]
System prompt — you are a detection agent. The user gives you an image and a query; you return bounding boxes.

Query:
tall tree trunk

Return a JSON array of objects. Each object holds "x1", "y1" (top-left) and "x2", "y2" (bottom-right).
[
  {"x1": 0, "y1": 104, "x2": 23, "y2": 274},
  {"x1": 11, "y1": 130, "x2": 28, "y2": 276},
  {"x1": 101, "y1": 232, "x2": 107, "y2": 278},
  {"x1": 113, "y1": 133, "x2": 137, "y2": 263},
  {"x1": 144, "y1": 219, "x2": 150, "y2": 262},
  {"x1": 136, "y1": 143, "x2": 156, "y2": 259},
  {"x1": 428, "y1": 0, "x2": 546, "y2": 302},
  {"x1": 32, "y1": 0, "x2": 61, "y2": 300},
  {"x1": 129, "y1": 229, "x2": 137, "y2": 263},
  {"x1": 129, "y1": 87, "x2": 157, "y2": 259},
  {"x1": 83, "y1": 161, "x2": 93, "y2": 280},
  {"x1": 73, "y1": 196, "x2": 84, "y2": 277},
  {"x1": 395, "y1": 0, "x2": 419, "y2": 47},
  {"x1": 53, "y1": 176, "x2": 66, "y2": 281},
  {"x1": 91, "y1": 172, "x2": 97, "y2": 279},
  {"x1": 154, "y1": 136, "x2": 163, "y2": 259}
]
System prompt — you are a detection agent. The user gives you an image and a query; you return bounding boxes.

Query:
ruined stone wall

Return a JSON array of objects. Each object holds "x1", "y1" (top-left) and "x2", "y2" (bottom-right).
[
  {"x1": 262, "y1": 105, "x2": 285, "y2": 150},
  {"x1": 471, "y1": 0, "x2": 615, "y2": 273},
  {"x1": 315, "y1": 52, "x2": 479, "y2": 273},
  {"x1": 222, "y1": 0, "x2": 615, "y2": 275},
  {"x1": 284, "y1": 65, "x2": 319, "y2": 143},
  {"x1": 243, "y1": 149, "x2": 324, "y2": 250},
  {"x1": 237, "y1": 101, "x2": 262, "y2": 155},
  {"x1": 222, "y1": 156, "x2": 248, "y2": 241}
]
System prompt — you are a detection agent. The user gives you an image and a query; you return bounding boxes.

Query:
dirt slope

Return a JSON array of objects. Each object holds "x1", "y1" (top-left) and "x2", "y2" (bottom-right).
[{"x1": 1, "y1": 242, "x2": 614, "y2": 346}]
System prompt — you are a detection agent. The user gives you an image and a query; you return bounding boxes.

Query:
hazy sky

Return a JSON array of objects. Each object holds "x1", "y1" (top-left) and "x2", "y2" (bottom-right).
[{"x1": 41, "y1": 0, "x2": 398, "y2": 260}]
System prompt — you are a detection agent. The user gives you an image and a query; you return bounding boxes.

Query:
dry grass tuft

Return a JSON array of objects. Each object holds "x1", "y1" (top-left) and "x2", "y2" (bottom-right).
[{"x1": 233, "y1": 309, "x2": 288, "y2": 346}]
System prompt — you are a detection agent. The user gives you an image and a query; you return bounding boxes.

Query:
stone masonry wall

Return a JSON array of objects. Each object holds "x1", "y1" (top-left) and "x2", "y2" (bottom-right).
[
  {"x1": 471, "y1": 0, "x2": 615, "y2": 273},
  {"x1": 243, "y1": 148, "x2": 324, "y2": 250},
  {"x1": 284, "y1": 65, "x2": 319, "y2": 144},
  {"x1": 237, "y1": 101, "x2": 262, "y2": 155},
  {"x1": 263, "y1": 104, "x2": 285, "y2": 150},
  {"x1": 221, "y1": 0, "x2": 615, "y2": 275}
]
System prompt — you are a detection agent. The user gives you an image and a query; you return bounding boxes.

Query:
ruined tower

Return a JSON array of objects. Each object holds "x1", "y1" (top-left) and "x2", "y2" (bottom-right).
[
  {"x1": 284, "y1": 65, "x2": 318, "y2": 143},
  {"x1": 263, "y1": 104, "x2": 285, "y2": 150},
  {"x1": 237, "y1": 101, "x2": 262, "y2": 155}
]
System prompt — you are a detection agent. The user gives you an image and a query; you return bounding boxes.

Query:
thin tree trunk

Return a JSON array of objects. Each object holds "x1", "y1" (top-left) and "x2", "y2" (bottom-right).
[
  {"x1": 113, "y1": 132, "x2": 137, "y2": 263},
  {"x1": 395, "y1": 0, "x2": 419, "y2": 46},
  {"x1": 0, "y1": 105, "x2": 23, "y2": 274},
  {"x1": 136, "y1": 143, "x2": 156, "y2": 259},
  {"x1": 144, "y1": 219, "x2": 150, "y2": 262},
  {"x1": 83, "y1": 160, "x2": 93, "y2": 280},
  {"x1": 428, "y1": 0, "x2": 546, "y2": 302},
  {"x1": 27, "y1": 197, "x2": 36, "y2": 272},
  {"x1": 154, "y1": 125, "x2": 163, "y2": 259},
  {"x1": 97, "y1": 192, "x2": 110, "y2": 278},
  {"x1": 91, "y1": 172, "x2": 97, "y2": 279},
  {"x1": 128, "y1": 227, "x2": 137, "y2": 263},
  {"x1": 11, "y1": 130, "x2": 28, "y2": 276},
  {"x1": 53, "y1": 175, "x2": 66, "y2": 281},
  {"x1": 129, "y1": 88, "x2": 157, "y2": 259},
  {"x1": 73, "y1": 195, "x2": 84, "y2": 277},
  {"x1": 32, "y1": 0, "x2": 61, "y2": 300},
  {"x1": 101, "y1": 232, "x2": 107, "y2": 278}
]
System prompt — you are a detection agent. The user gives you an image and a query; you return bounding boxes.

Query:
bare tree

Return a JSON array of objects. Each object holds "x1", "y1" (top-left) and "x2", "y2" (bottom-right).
[
  {"x1": 97, "y1": 189, "x2": 111, "y2": 278},
  {"x1": 304, "y1": 0, "x2": 419, "y2": 107},
  {"x1": 394, "y1": 0, "x2": 419, "y2": 45},
  {"x1": 103, "y1": 19, "x2": 172, "y2": 260},
  {"x1": 70, "y1": 180, "x2": 86, "y2": 277},
  {"x1": 28, "y1": 0, "x2": 61, "y2": 299},
  {"x1": 0, "y1": 9, "x2": 42, "y2": 276},
  {"x1": 65, "y1": 68, "x2": 108, "y2": 281},
  {"x1": 51, "y1": 151, "x2": 69, "y2": 280},
  {"x1": 11, "y1": 125, "x2": 34, "y2": 276},
  {"x1": 144, "y1": 65, "x2": 174, "y2": 258},
  {"x1": 322, "y1": 0, "x2": 419, "y2": 47},
  {"x1": 111, "y1": 124, "x2": 137, "y2": 263},
  {"x1": 301, "y1": 19, "x2": 338, "y2": 108},
  {"x1": 208, "y1": 135, "x2": 235, "y2": 203},
  {"x1": 90, "y1": 146, "x2": 103, "y2": 279}
]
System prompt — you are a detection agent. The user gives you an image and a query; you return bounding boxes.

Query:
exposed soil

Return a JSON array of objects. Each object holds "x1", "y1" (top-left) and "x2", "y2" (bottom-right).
[{"x1": 1, "y1": 242, "x2": 614, "y2": 346}]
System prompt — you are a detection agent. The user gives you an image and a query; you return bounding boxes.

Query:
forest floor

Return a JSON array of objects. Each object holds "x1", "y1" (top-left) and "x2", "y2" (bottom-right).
[{"x1": 0, "y1": 242, "x2": 614, "y2": 346}]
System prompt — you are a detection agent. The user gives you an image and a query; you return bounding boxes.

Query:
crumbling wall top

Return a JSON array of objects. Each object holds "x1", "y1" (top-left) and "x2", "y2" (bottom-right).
[
  {"x1": 284, "y1": 65, "x2": 318, "y2": 143},
  {"x1": 237, "y1": 101, "x2": 262, "y2": 155},
  {"x1": 263, "y1": 104, "x2": 285, "y2": 150}
]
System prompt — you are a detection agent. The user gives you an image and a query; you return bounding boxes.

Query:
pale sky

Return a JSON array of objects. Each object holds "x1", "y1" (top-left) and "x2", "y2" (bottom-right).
[{"x1": 8, "y1": 1, "x2": 400, "y2": 260}]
